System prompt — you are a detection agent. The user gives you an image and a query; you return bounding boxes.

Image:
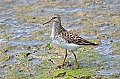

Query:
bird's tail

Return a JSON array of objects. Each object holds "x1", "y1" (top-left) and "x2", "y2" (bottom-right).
[{"x1": 89, "y1": 42, "x2": 99, "y2": 46}]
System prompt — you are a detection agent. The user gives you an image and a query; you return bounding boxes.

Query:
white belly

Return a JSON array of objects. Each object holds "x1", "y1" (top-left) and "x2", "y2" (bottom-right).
[{"x1": 52, "y1": 39, "x2": 82, "y2": 50}]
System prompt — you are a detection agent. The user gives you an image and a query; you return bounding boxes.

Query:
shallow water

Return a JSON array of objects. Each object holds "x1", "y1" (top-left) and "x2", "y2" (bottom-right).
[{"x1": 0, "y1": 0, "x2": 120, "y2": 78}]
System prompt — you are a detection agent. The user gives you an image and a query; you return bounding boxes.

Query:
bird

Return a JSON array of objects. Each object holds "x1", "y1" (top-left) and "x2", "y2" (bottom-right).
[{"x1": 43, "y1": 14, "x2": 98, "y2": 68}]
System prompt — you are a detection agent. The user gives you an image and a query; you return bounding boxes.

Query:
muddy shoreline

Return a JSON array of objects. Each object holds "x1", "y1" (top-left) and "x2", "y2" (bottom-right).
[{"x1": 0, "y1": 0, "x2": 120, "y2": 79}]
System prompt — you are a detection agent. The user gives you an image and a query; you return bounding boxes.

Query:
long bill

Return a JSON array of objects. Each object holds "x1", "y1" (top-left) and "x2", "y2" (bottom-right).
[{"x1": 43, "y1": 18, "x2": 53, "y2": 25}]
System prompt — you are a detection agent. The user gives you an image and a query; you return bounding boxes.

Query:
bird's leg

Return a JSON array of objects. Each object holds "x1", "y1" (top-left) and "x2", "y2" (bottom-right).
[
  {"x1": 71, "y1": 50, "x2": 79, "y2": 68},
  {"x1": 62, "y1": 49, "x2": 68, "y2": 66}
]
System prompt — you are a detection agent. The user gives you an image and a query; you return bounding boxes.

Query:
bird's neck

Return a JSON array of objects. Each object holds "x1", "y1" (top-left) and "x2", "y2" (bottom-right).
[{"x1": 51, "y1": 21, "x2": 64, "y2": 40}]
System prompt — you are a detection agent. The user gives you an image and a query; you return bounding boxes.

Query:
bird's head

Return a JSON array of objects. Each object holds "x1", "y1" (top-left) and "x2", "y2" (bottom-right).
[{"x1": 43, "y1": 14, "x2": 61, "y2": 25}]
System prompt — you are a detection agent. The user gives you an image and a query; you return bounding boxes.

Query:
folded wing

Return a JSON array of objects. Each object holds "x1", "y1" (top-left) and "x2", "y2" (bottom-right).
[{"x1": 61, "y1": 31, "x2": 98, "y2": 46}]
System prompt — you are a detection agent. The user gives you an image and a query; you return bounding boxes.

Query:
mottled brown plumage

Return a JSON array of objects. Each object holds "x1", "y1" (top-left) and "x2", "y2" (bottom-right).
[
  {"x1": 43, "y1": 14, "x2": 98, "y2": 68},
  {"x1": 56, "y1": 30, "x2": 98, "y2": 46}
]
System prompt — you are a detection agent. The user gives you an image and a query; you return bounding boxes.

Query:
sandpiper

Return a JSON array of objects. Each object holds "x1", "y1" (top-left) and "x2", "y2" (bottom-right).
[{"x1": 43, "y1": 14, "x2": 98, "y2": 68}]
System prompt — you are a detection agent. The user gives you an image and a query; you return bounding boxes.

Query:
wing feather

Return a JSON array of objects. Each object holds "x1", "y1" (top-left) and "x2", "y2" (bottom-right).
[{"x1": 60, "y1": 31, "x2": 98, "y2": 46}]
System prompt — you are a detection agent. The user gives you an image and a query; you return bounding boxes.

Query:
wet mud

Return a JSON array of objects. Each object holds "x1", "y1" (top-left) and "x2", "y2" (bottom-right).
[{"x1": 0, "y1": 0, "x2": 120, "y2": 79}]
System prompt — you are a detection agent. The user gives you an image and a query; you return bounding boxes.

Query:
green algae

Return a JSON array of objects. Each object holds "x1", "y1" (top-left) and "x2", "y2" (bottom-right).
[
  {"x1": 0, "y1": 0, "x2": 120, "y2": 79},
  {"x1": 18, "y1": 52, "x2": 31, "y2": 58},
  {"x1": 35, "y1": 72, "x2": 54, "y2": 79},
  {"x1": 49, "y1": 46, "x2": 104, "y2": 78},
  {"x1": 0, "y1": 54, "x2": 10, "y2": 62},
  {"x1": 4, "y1": 29, "x2": 9, "y2": 40},
  {"x1": 111, "y1": 16, "x2": 120, "y2": 26},
  {"x1": 53, "y1": 67, "x2": 95, "y2": 77},
  {"x1": 46, "y1": 39, "x2": 51, "y2": 49},
  {"x1": 8, "y1": 62, "x2": 54, "y2": 79},
  {"x1": 9, "y1": 71, "x2": 33, "y2": 79},
  {"x1": 6, "y1": 47, "x2": 103, "y2": 79},
  {"x1": 113, "y1": 41, "x2": 120, "y2": 54},
  {"x1": 77, "y1": 47, "x2": 102, "y2": 60},
  {"x1": 35, "y1": 30, "x2": 45, "y2": 35},
  {"x1": 7, "y1": 60, "x2": 33, "y2": 78},
  {"x1": 0, "y1": 48, "x2": 8, "y2": 53},
  {"x1": 0, "y1": 24, "x2": 10, "y2": 29}
]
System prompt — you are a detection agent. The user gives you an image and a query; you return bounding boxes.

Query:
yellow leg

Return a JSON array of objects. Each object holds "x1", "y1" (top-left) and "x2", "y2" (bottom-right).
[
  {"x1": 62, "y1": 49, "x2": 68, "y2": 65},
  {"x1": 71, "y1": 50, "x2": 79, "y2": 68}
]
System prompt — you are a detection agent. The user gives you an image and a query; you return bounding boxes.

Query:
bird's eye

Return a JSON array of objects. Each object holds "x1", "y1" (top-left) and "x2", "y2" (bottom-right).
[{"x1": 53, "y1": 17, "x2": 57, "y2": 19}]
